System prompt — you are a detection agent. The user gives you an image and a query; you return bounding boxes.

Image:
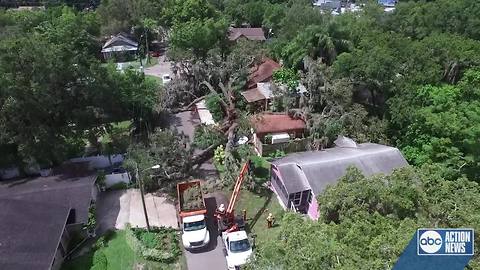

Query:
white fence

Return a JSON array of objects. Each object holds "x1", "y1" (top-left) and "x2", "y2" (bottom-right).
[
  {"x1": 104, "y1": 172, "x2": 131, "y2": 188},
  {"x1": 0, "y1": 154, "x2": 125, "y2": 180},
  {"x1": 69, "y1": 154, "x2": 124, "y2": 170},
  {"x1": 0, "y1": 167, "x2": 20, "y2": 180}
]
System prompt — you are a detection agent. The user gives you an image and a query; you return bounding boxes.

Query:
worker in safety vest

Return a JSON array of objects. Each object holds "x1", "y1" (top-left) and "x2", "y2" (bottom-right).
[{"x1": 266, "y1": 213, "x2": 275, "y2": 228}]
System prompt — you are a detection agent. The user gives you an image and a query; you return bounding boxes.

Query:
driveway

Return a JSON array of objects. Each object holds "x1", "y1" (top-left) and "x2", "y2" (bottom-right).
[
  {"x1": 96, "y1": 189, "x2": 178, "y2": 235},
  {"x1": 184, "y1": 193, "x2": 229, "y2": 270},
  {"x1": 144, "y1": 55, "x2": 173, "y2": 79}
]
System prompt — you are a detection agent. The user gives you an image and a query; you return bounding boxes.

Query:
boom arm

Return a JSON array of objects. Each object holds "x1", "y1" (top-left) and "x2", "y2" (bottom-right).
[{"x1": 226, "y1": 161, "x2": 250, "y2": 215}]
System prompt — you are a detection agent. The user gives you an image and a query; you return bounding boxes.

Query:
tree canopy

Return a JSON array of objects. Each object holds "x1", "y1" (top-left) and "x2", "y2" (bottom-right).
[
  {"x1": 247, "y1": 166, "x2": 480, "y2": 269},
  {"x1": 0, "y1": 7, "x2": 159, "y2": 166}
]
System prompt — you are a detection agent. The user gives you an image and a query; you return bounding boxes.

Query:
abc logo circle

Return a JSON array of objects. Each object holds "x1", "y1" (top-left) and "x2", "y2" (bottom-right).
[{"x1": 419, "y1": 230, "x2": 442, "y2": 254}]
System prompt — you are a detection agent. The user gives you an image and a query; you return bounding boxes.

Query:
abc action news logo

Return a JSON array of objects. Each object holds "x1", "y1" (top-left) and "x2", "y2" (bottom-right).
[{"x1": 417, "y1": 229, "x2": 474, "y2": 256}]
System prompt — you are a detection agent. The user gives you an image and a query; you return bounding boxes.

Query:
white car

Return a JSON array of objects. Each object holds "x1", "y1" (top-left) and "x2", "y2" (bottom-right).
[
  {"x1": 181, "y1": 214, "x2": 210, "y2": 250},
  {"x1": 222, "y1": 230, "x2": 252, "y2": 270},
  {"x1": 162, "y1": 74, "x2": 172, "y2": 84}
]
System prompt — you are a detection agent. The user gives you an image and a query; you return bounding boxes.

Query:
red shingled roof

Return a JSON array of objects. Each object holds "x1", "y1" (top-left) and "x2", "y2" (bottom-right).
[
  {"x1": 228, "y1": 27, "x2": 266, "y2": 41},
  {"x1": 251, "y1": 114, "x2": 306, "y2": 135},
  {"x1": 247, "y1": 58, "x2": 281, "y2": 89}
]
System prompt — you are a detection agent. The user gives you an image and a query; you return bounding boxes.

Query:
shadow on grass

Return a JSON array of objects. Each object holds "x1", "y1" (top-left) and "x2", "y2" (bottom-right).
[
  {"x1": 61, "y1": 251, "x2": 94, "y2": 270},
  {"x1": 247, "y1": 191, "x2": 273, "y2": 231}
]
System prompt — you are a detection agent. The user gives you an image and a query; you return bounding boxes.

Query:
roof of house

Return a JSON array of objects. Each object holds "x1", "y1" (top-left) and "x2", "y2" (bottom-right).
[
  {"x1": 228, "y1": 27, "x2": 266, "y2": 41},
  {"x1": 241, "y1": 88, "x2": 265, "y2": 103},
  {"x1": 0, "y1": 169, "x2": 97, "y2": 224},
  {"x1": 102, "y1": 33, "x2": 138, "y2": 53},
  {"x1": 251, "y1": 114, "x2": 306, "y2": 135},
  {"x1": 246, "y1": 58, "x2": 281, "y2": 89},
  {"x1": 241, "y1": 82, "x2": 308, "y2": 103},
  {"x1": 272, "y1": 139, "x2": 408, "y2": 194},
  {"x1": 0, "y1": 198, "x2": 70, "y2": 270}
]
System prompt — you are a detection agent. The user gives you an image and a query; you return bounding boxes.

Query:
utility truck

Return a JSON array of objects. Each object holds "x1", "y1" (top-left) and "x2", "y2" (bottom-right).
[
  {"x1": 177, "y1": 180, "x2": 210, "y2": 250},
  {"x1": 215, "y1": 162, "x2": 254, "y2": 269}
]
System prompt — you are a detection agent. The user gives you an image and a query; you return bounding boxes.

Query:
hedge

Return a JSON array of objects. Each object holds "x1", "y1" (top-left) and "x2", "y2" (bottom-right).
[{"x1": 125, "y1": 224, "x2": 180, "y2": 263}]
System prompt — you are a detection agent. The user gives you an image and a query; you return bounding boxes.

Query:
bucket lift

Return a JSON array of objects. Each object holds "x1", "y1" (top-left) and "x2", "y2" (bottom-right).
[{"x1": 215, "y1": 161, "x2": 251, "y2": 233}]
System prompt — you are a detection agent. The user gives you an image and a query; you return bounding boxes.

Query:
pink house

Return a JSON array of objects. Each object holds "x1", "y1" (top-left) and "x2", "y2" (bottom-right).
[{"x1": 270, "y1": 137, "x2": 408, "y2": 220}]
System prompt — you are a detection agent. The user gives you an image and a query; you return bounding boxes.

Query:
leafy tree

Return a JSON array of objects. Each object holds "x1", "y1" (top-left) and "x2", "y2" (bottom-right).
[
  {"x1": 124, "y1": 129, "x2": 192, "y2": 191},
  {"x1": 0, "y1": 7, "x2": 159, "y2": 166},
  {"x1": 247, "y1": 166, "x2": 480, "y2": 269},
  {"x1": 395, "y1": 69, "x2": 480, "y2": 180},
  {"x1": 96, "y1": 0, "x2": 164, "y2": 35},
  {"x1": 161, "y1": 0, "x2": 219, "y2": 27},
  {"x1": 170, "y1": 18, "x2": 228, "y2": 58},
  {"x1": 193, "y1": 125, "x2": 226, "y2": 149}
]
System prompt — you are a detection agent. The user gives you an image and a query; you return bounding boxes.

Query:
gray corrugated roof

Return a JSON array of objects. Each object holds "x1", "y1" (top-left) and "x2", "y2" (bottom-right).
[
  {"x1": 0, "y1": 199, "x2": 70, "y2": 270},
  {"x1": 272, "y1": 143, "x2": 408, "y2": 195},
  {"x1": 276, "y1": 163, "x2": 310, "y2": 194}
]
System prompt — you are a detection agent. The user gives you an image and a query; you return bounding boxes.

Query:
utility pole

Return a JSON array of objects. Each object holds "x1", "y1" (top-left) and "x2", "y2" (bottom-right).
[{"x1": 136, "y1": 164, "x2": 160, "y2": 232}]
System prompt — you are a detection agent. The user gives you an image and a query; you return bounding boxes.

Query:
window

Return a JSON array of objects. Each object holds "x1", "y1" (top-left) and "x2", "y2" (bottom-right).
[
  {"x1": 272, "y1": 172, "x2": 288, "y2": 199},
  {"x1": 307, "y1": 190, "x2": 312, "y2": 204},
  {"x1": 291, "y1": 192, "x2": 301, "y2": 206}
]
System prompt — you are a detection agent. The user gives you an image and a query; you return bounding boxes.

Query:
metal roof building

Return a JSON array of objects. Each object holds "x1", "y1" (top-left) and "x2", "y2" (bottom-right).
[{"x1": 270, "y1": 137, "x2": 408, "y2": 219}]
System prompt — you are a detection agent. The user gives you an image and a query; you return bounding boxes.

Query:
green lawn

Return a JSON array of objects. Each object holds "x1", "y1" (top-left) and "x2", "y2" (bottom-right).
[
  {"x1": 146, "y1": 74, "x2": 163, "y2": 85},
  {"x1": 62, "y1": 230, "x2": 182, "y2": 270},
  {"x1": 233, "y1": 188, "x2": 285, "y2": 245},
  {"x1": 62, "y1": 231, "x2": 133, "y2": 270}
]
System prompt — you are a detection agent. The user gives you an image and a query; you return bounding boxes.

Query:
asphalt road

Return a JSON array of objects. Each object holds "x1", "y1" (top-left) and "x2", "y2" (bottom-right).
[
  {"x1": 144, "y1": 55, "x2": 173, "y2": 79},
  {"x1": 184, "y1": 193, "x2": 228, "y2": 270}
]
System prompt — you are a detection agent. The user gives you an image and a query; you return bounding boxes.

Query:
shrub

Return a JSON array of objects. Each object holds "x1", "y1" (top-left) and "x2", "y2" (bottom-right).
[
  {"x1": 125, "y1": 225, "x2": 181, "y2": 263},
  {"x1": 139, "y1": 231, "x2": 158, "y2": 249},
  {"x1": 108, "y1": 182, "x2": 128, "y2": 190},
  {"x1": 193, "y1": 125, "x2": 225, "y2": 149},
  {"x1": 83, "y1": 203, "x2": 96, "y2": 233},
  {"x1": 214, "y1": 145, "x2": 225, "y2": 165},
  {"x1": 205, "y1": 93, "x2": 224, "y2": 122},
  {"x1": 97, "y1": 170, "x2": 106, "y2": 189},
  {"x1": 263, "y1": 134, "x2": 273, "y2": 144}
]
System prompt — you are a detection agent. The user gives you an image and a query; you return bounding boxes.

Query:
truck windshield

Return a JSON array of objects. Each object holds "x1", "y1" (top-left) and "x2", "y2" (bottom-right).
[
  {"x1": 230, "y1": 239, "x2": 251, "y2": 253},
  {"x1": 184, "y1": 220, "x2": 206, "y2": 231}
]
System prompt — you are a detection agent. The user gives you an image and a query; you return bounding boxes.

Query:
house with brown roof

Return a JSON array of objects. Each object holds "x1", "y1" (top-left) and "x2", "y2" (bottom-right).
[
  {"x1": 241, "y1": 58, "x2": 281, "y2": 109},
  {"x1": 246, "y1": 57, "x2": 281, "y2": 89},
  {"x1": 228, "y1": 27, "x2": 266, "y2": 42},
  {"x1": 251, "y1": 113, "x2": 307, "y2": 141}
]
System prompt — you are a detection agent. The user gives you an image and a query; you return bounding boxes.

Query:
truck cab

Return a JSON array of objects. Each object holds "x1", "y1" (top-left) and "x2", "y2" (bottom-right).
[
  {"x1": 181, "y1": 214, "x2": 210, "y2": 250},
  {"x1": 222, "y1": 230, "x2": 252, "y2": 270}
]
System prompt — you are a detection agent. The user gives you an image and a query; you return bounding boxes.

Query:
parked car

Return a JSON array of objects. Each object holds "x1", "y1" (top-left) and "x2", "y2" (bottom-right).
[
  {"x1": 162, "y1": 74, "x2": 172, "y2": 84},
  {"x1": 222, "y1": 230, "x2": 253, "y2": 270}
]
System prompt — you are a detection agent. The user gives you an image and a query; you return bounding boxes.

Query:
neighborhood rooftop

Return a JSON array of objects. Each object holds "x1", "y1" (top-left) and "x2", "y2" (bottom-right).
[
  {"x1": 101, "y1": 33, "x2": 138, "y2": 53},
  {"x1": 246, "y1": 58, "x2": 281, "y2": 89},
  {"x1": 0, "y1": 166, "x2": 97, "y2": 224},
  {"x1": 251, "y1": 113, "x2": 306, "y2": 135},
  {"x1": 228, "y1": 27, "x2": 266, "y2": 41},
  {"x1": 272, "y1": 142, "x2": 408, "y2": 195},
  {"x1": 0, "y1": 199, "x2": 71, "y2": 270}
]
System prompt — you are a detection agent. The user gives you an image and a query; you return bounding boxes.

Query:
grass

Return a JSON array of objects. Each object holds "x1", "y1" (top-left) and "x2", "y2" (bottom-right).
[
  {"x1": 62, "y1": 230, "x2": 182, "y2": 270},
  {"x1": 146, "y1": 74, "x2": 163, "y2": 85},
  {"x1": 143, "y1": 57, "x2": 158, "y2": 68},
  {"x1": 231, "y1": 188, "x2": 285, "y2": 245},
  {"x1": 62, "y1": 231, "x2": 134, "y2": 270}
]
